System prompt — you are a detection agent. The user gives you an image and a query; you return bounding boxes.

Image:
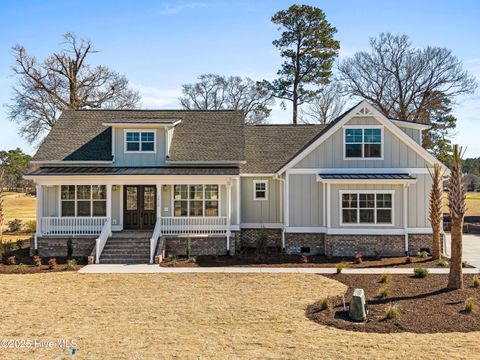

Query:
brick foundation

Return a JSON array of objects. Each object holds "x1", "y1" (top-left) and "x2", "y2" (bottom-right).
[
  {"x1": 239, "y1": 229, "x2": 282, "y2": 250},
  {"x1": 165, "y1": 236, "x2": 228, "y2": 256},
  {"x1": 34, "y1": 237, "x2": 96, "y2": 257},
  {"x1": 325, "y1": 235, "x2": 406, "y2": 257},
  {"x1": 284, "y1": 233, "x2": 325, "y2": 255},
  {"x1": 408, "y1": 234, "x2": 434, "y2": 255}
]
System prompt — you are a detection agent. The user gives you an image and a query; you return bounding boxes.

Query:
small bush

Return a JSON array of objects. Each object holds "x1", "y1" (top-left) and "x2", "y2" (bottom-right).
[
  {"x1": 48, "y1": 258, "x2": 57, "y2": 270},
  {"x1": 168, "y1": 255, "x2": 177, "y2": 267},
  {"x1": 7, "y1": 256, "x2": 16, "y2": 265},
  {"x1": 413, "y1": 266, "x2": 429, "y2": 278},
  {"x1": 33, "y1": 255, "x2": 42, "y2": 267},
  {"x1": 380, "y1": 273, "x2": 391, "y2": 284},
  {"x1": 67, "y1": 239, "x2": 73, "y2": 258},
  {"x1": 187, "y1": 256, "x2": 196, "y2": 263},
  {"x1": 437, "y1": 259, "x2": 449, "y2": 268},
  {"x1": 24, "y1": 220, "x2": 36, "y2": 233},
  {"x1": 385, "y1": 305, "x2": 400, "y2": 319},
  {"x1": 64, "y1": 259, "x2": 77, "y2": 271},
  {"x1": 15, "y1": 239, "x2": 23, "y2": 250},
  {"x1": 320, "y1": 297, "x2": 333, "y2": 311},
  {"x1": 14, "y1": 263, "x2": 27, "y2": 274},
  {"x1": 7, "y1": 219, "x2": 23, "y2": 233},
  {"x1": 405, "y1": 257, "x2": 413, "y2": 264},
  {"x1": 336, "y1": 261, "x2": 346, "y2": 274},
  {"x1": 301, "y1": 255, "x2": 308, "y2": 263},
  {"x1": 378, "y1": 286, "x2": 390, "y2": 298},
  {"x1": 465, "y1": 297, "x2": 478, "y2": 313},
  {"x1": 417, "y1": 251, "x2": 429, "y2": 259},
  {"x1": 354, "y1": 252, "x2": 363, "y2": 264},
  {"x1": 2, "y1": 242, "x2": 14, "y2": 255},
  {"x1": 473, "y1": 275, "x2": 480, "y2": 288},
  {"x1": 462, "y1": 261, "x2": 471, "y2": 268}
]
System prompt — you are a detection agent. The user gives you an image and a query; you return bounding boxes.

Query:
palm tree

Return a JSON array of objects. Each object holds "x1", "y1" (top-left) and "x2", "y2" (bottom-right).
[
  {"x1": 428, "y1": 163, "x2": 445, "y2": 260},
  {"x1": 447, "y1": 144, "x2": 466, "y2": 289}
]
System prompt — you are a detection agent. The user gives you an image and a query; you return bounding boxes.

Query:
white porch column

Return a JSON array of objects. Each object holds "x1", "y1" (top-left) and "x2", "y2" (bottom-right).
[
  {"x1": 35, "y1": 184, "x2": 43, "y2": 251},
  {"x1": 226, "y1": 179, "x2": 232, "y2": 254},
  {"x1": 403, "y1": 183, "x2": 409, "y2": 254},
  {"x1": 156, "y1": 184, "x2": 162, "y2": 220},
  {"x1": 106, "y1": 184, "x2": 112, "y2": 236}
]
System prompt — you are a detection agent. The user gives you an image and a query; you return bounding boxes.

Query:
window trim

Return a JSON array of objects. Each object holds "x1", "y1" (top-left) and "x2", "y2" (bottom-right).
[
  {"x1": 171, "y1": 184, "x2": 221, "y2": 217},
  {"x1": 339, "y1": 190, "x2": 394, "y2": 227},
  {"x1": 60, "y1": 185, "x2": 107, "y2": 217},
  {"x1": 253, "y1": 180, "x2": 268, "y2": 201},
  {"x1": 123, "y1": 129, "x2": 157, "y2": 154},
  {"x1": 343, "y1": 125, "x2": 384, "y2": 160}
]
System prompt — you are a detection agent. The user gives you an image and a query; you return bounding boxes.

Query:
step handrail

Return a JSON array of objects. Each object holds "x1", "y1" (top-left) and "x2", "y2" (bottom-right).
[
  {"x1": 95, "y1": 218, "x2": 111, "y2": 264},
  {"x1": 150, "y1": 218, "x2": 162, "y2": 264}
]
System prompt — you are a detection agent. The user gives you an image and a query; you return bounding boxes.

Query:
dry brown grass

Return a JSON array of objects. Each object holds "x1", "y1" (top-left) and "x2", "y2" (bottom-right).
[
  {"x1": 0, "y1": 273, "x2": 478, "y2": 359},
  {"x1": 444, "y1": 192, "x2": 480, "y2": 217},
  {"x1": 1, "y1": 192, "x2": 36, "y2": 233}
]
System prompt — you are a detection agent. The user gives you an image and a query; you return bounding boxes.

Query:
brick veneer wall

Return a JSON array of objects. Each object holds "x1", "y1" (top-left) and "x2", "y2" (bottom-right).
[
  {"x1": 408, "y1": 234, "x2": 434, "y2": 255},
  {"x1": 284, "y1": 233, "x2": 325, "y2": 255},
  {"x1": 165, "y1": 236, "x2": 228, "y2": 256},
  {"x1": 239, "y1": 229, "x2": 282, "y2": 249},
  {"x1": 34, "y1": 237, "x2": 96, "y2": 257}
]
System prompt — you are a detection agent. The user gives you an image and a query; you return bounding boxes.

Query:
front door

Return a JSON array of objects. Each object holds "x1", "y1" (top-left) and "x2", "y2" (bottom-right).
[{"x1": 124, "y1": 185, "x2": 157, "y2": 230}]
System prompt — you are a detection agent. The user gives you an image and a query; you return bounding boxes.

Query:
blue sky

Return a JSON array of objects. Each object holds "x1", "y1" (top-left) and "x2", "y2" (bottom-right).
[{"x1": 0, "y1": 0, "x2": 479, "y2": 156}]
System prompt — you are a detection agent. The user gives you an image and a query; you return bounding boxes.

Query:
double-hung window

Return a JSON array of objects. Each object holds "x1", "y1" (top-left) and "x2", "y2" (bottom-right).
[
  {"x1": 253, "y1": 180, "x2": 268, "y2": 200},
  {"x1": 125, "y1": 130, "x2": 156, "y2": 153},
  {"x1": 61, "y1": 185, "x2": 107, "y2": 217},
  {"x1": 344, "y1": 127, "x2": 382, "y2": 159},
  {"x1": 341, "y1": 191, "x2": 393, "y2": 225},
  {"x1": 173, "y1": 185, "x2": 219, "y2": 217}
]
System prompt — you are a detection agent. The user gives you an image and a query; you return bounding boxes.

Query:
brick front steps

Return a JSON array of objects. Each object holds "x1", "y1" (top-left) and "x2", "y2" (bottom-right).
[{"x1": 100, "y1": 232, "x2": 151, "y2": 264}]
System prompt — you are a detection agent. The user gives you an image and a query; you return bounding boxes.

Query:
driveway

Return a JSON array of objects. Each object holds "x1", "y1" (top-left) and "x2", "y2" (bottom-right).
[{"x1": 445, "y1": 233, "x2": 480, "y2": 268}]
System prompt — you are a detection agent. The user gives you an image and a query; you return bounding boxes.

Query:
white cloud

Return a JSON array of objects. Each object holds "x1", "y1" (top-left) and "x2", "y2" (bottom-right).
[
  {"x1": 158, "y1": 2, "x2": 208, "y2": 15},
  {"x1": 132, "y1": 83, "x2": 182, "y2": 109}
]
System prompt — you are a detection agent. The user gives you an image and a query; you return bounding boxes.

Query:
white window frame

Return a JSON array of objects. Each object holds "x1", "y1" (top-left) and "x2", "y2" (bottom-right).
[
  {"x1": 171, "y1": 184, "x2": 221, "y2": 217},
  {"x1": 60, "y1": 185, "x2": 107, "y2": 217},
  {"x1": 253, "y1": 180, "x2": 268, "y2": 201},
  {"x1": 343, "y1": 125, "x2": 384, "y2": 160},
  {"x1": 339, "y1": 190, "x2": 394, "y2": 226},
  {"x1": 124, "y1": 129, "x2": 157, "y2": 154}
]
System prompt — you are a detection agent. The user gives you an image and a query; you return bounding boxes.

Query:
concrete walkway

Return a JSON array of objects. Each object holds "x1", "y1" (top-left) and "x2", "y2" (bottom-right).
[
  {"x1": 78, "y1": 264, "x2": 479, "y2": 274},
  {"x1": 445, "y1": 233, "x2": 480, "y2": 268}
]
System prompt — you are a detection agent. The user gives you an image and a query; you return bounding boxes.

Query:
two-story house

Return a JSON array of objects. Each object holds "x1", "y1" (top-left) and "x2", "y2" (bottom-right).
[{"x1": 25, "y1": 100, "x2": 443, "y2": 263}]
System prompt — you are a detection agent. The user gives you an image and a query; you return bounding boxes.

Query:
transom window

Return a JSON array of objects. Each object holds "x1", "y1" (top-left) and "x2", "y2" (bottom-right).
[
  {"x1": 344, "y1": 127, "x2": 382, "y2": 159},
  {"x1": 61, "y1": 185, "x2": 106, "y2": 217},
  {"x1": 253, "y1": 180, "x2": 268, "y2": 200},
  {"x1": 125, "y1": 130, "x2": 156, "y2": 153},
  {"x1": 341, "y1": 192, "x2": 393, "y2": 225},
  {"x1": 173, "y1": 185, "x2": 219, "y2": 217}
]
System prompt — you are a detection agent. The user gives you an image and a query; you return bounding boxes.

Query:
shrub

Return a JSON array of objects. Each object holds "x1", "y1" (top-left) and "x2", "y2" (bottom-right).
[
  {"x1": 405, "y1": 257, "x2": 413, "y2": 264},
  {"x1": 48, "y1": 258, "x2": 57, "y2": 270},
  {"x1": 385, "y1": 305, "x2": 400, "y2": 319},
  {"x1": 15, "y1": 239, "x2": 23, "y2": 250},
  {"x1": 354, "y1": 252, "x2": 363, "y2": 264},
  {"x1": 473, "y1": 275, "x2": 480, "y2": 288},
  {"x1": 417, "y1": 251, "x2": 429, "y2": 259},
  {"x1": 33, "y1": 255, "x2": 42, "y2": 267},
  {"x1": 7, "y1": 219, "x2": 23, "y2": 233},
  {"x1": 462, "y1": 261, "x2": 471, "y2": 268},
  {"x1": 187, "y1": 256, "x2": 196, "y2": 263},
  {"x1": 24, "y1": 220, "x2": 36, "y2": 233},
  {"x1": 336, "y1": 261, "x2": 346, "y2": 274},
  {"x1": 413, "y1": 266, "x2": 429, "y2": 278},
  {"x1": 319, "y1": 297, "x2": 333, "y2": 311},
  {"x1": 437, "y1": 259, "x2": 449, "y2": 268},
  {"x1": 256, "y1": 230, "x2": 268, "y2": 254},
  {"x1": 67, "y1": 239, "x2": 73, "y2": 258},
  {"x1": 380, "y1": 273, "x2": 391, "y2": 284},
  {"x1": 14, "y1": 263, "x2": 27, "y2": 274},
  {"x1": 7, "y1": 256, "x2": 16, "y2": 265},
  {"x1": 301, "y1": 255, "x2": 308, "y2": 263},
  {"x1": 64, "y1": 259, "x2": 77, "y2": 271},
  {"x1": 168, "y1": 255, "x2": 177, "y2": 267},
  {"x1": 465, "y1": 297, "x2": 478, "y2": 313},
  {"x1": 2, "y1": 242, "x2": 14, "y2": 255},
  {"x1": 378, "y1": 286, "x2": 390, "y2": 299}
]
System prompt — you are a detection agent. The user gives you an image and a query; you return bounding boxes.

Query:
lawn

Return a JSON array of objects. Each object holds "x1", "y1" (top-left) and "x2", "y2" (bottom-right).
[
  {"x1": 0, "y1": 273, "x2": 478, "y2": 359},
  {"x1": 444, "y1": 191, "x2": 480, "y2": 217},
  {"x1": 1, "y1": 192, "x2": 36, "y2": 238}
]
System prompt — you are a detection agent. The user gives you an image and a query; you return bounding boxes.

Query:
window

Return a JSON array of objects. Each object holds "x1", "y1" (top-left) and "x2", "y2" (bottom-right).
[
  {"x1": 61, "y1": 185, "x2": 107, "y2": 217},
  {"x1": 344, "y1": 127, "x2": 382, "y2": 159},
  {"x1": 254, "y1": 180, "x2": 268, "y2": 200},
  {"x1": 173, "y1": 185, "x2": 219, "y2": 217},
  {"x1": 125, "y1": 130, "x2": 156, "y2": 153},
  {"x1": 341, "y1": 192, "x2": 393, "y2": 225}
]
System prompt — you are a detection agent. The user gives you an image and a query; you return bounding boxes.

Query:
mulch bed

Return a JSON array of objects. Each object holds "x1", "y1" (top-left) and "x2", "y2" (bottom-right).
[
  {"x1": 160, "y1": 251, "x2": 453, "y2": 268},
  {"x1": 0, "y1": 248, "x2": 86, "y2": 274},
  {"x1": 307, "y1": 274, "x2": 480, "y2": 333}
]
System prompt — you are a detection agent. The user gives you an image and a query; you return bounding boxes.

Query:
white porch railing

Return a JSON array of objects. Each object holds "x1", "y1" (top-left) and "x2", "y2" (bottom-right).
[
  {"x1": 95, "y1": 218, "x2": 111, "y2": 264},
  {"x1": 40, "y1": 217, "x2": 108, "y2": 236},
  {"x1": 160, "y1": 217, "x2": 228, "y2": 236},
  {"x1": 150, "y1": 219, "x2": 162, "y2": 264}
]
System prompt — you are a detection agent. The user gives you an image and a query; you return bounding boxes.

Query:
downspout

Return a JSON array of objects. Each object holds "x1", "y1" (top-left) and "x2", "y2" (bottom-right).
[{"x1": 274, "y1": 175, "x2": 286, "y2": 250}]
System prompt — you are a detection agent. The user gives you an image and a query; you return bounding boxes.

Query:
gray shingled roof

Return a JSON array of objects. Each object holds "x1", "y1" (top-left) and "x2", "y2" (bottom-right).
[
  {"x1": 33, "y1": 110, "x2": 245, "y2": 163},
  {"x1": 241, "y1": 125, "x2": 326, "y2": 173},
  {"x1": 27, "y1": 166, "x2": 239, "y2": 176}
]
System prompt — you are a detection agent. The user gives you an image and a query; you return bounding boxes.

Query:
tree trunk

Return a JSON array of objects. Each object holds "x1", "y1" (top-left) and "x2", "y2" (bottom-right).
[
  {"x1": 447, "y1": 218, "x2": 463, "y2": 289},
  {"x1": 432, "y1": 224, "x2": 441, "y2": 260},
  {"x1": 292, "y1": 82, "x2": 298, "y2": 124}
]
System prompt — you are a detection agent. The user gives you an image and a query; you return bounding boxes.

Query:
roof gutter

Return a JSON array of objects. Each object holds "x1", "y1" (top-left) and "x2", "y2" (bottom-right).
[{"x1": 30, "y1": 160, "x2": 113, "y2": 165}]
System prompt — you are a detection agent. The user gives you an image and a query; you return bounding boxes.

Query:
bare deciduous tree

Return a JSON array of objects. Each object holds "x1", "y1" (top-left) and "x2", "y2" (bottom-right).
[
  {"x1": 428, "y1": 163, "x2": 445, "y2": 260},
  {"x1": 300, "y1": 82, "x2": 347, "y2": 124},
  {"x1": 179, "y1": 74, "x2": 274, "y2": 124},
  {"x1": 7, "y1": 32, "x2": 141, "y2": 143},
  {"x1": 447, "y1": 145, "x2": 466, "y2": 290}
]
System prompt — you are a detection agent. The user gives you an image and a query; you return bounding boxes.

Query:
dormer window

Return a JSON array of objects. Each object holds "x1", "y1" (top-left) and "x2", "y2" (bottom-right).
[
  {"x1": 344, "y1": 126, "x2": 383, "y2": 159},
  {"x1": 124, "y1": 130, "x2": 156, "y2": 153}
]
